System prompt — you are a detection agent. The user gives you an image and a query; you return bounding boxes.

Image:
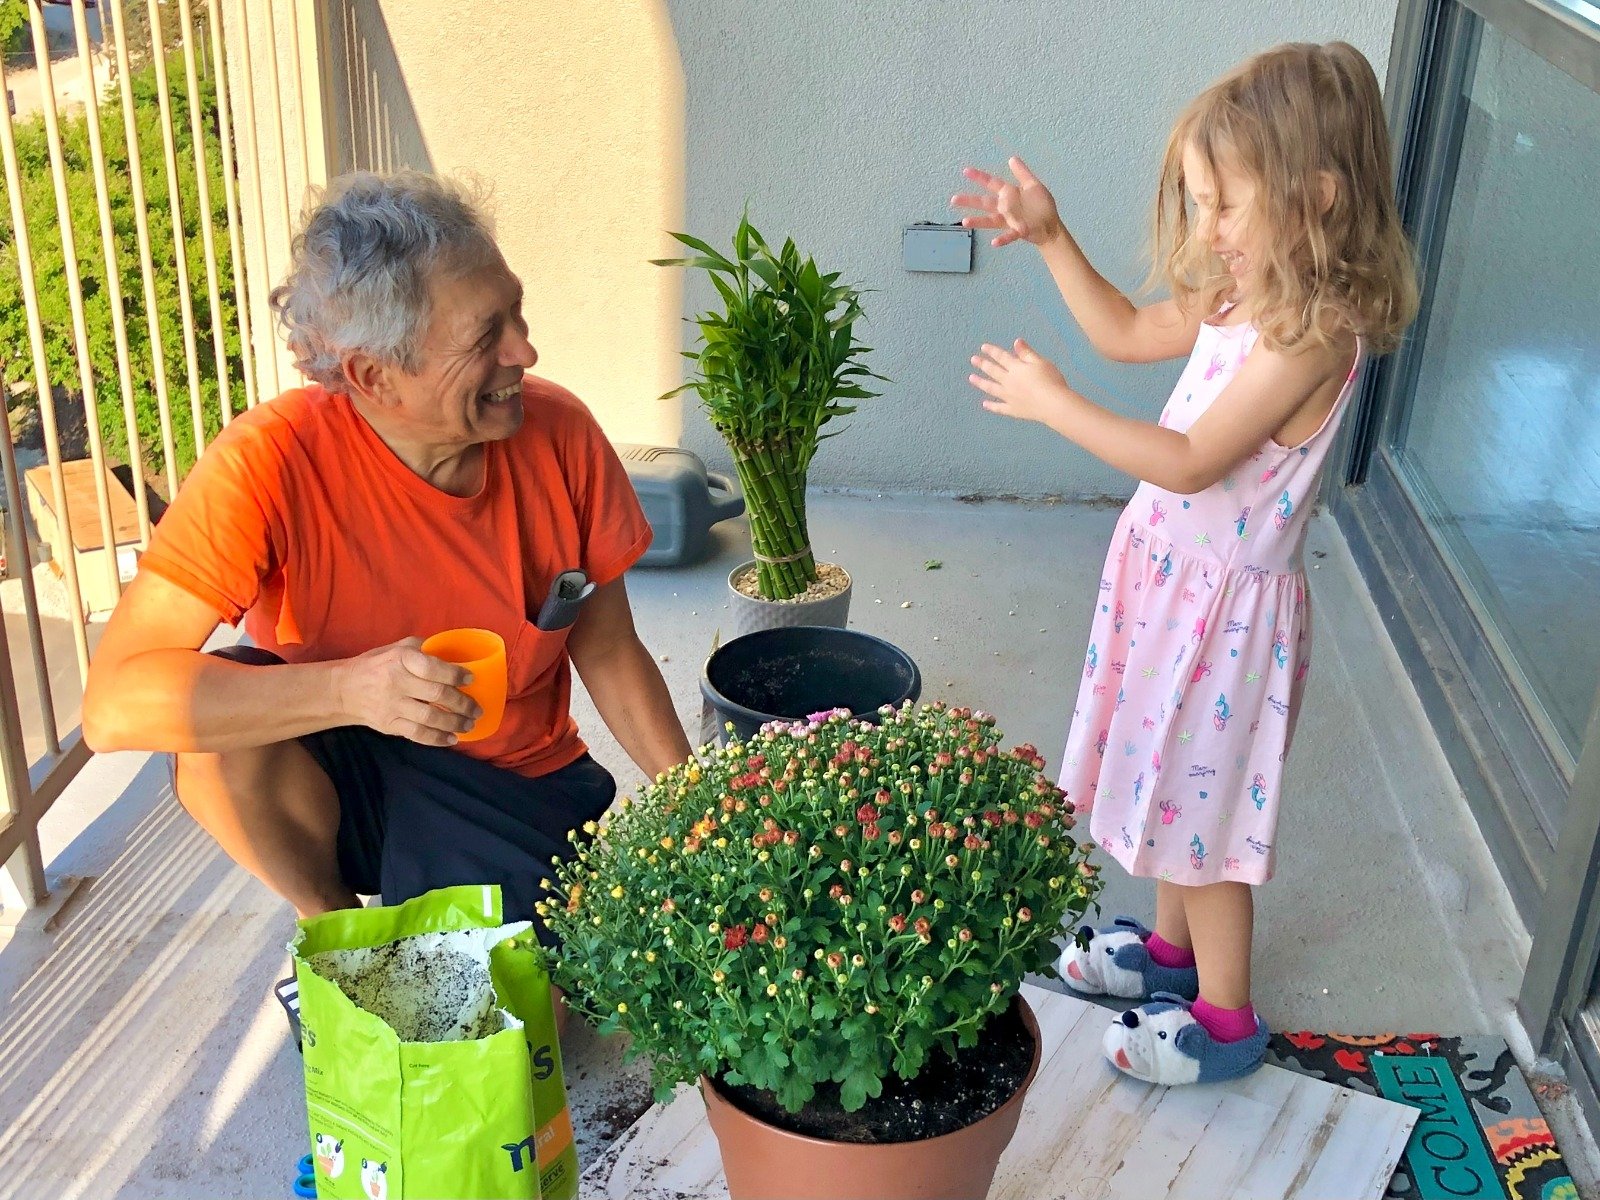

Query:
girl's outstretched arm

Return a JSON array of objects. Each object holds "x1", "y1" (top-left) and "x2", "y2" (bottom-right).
[
  {"x1": 953, "y1": 157, "x2": 1202, "y2": 364},
  {"x1": 968, "y1": 335, "x2": 1354, "y2": 494}
]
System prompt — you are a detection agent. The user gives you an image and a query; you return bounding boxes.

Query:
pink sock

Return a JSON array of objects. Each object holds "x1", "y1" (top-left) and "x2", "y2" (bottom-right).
[
  {"x1": 1145, "y1": 932, "x2": 1196, "y2": 969},
  {"x1": 1191, "y1": 997, "x2": 1258, "y2": 1044}
]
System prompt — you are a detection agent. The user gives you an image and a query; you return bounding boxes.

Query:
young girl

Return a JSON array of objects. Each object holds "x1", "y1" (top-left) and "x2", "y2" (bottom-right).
[{"x1": 954, "y1": 42, "x2": 1417, "y2": 1085}]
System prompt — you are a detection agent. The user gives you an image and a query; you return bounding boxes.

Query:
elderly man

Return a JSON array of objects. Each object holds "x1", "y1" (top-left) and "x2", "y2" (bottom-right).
[{"x1": 83, "y1": 172, "x2": 691, "y2": 935}]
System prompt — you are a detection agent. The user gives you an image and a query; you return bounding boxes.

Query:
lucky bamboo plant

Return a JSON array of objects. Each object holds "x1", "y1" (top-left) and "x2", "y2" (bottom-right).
[{"x1": 655, "y1": 214, "x2": 881, "y2": 600}]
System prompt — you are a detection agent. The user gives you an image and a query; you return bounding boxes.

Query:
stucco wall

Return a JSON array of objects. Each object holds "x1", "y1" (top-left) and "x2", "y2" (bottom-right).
[
  {"x1": 313, "y1": 1, "x2": 1398, "y2": 492},
  {"x1": 667, "y1": 1, "x2": 1399, "y2": 497},
  {"x1": 318, "y1": 0, "x2": 686, "y2": 445}
]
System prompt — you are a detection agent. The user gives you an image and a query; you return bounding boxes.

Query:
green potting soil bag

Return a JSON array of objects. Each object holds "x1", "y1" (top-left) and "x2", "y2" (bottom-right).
[{"x1": 291, "y1": 884, "x2": 579, "y2": 1200}]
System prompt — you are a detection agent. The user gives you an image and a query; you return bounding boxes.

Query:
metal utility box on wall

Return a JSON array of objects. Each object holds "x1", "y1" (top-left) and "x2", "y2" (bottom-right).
[
  {"x1": 24, "y1": 461, "x2": 143, "y2": 616},
  {"x1": 902, "y1": 223, "x2": 973, "y2": 273}
]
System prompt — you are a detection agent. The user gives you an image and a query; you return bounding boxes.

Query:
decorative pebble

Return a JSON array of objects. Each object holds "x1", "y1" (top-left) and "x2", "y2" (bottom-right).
[
  {"x1": 659, "y1": 655, "x2": 670, "y2": 663},
  {"x1": 901, "y1": 601, "x2": 912, "y2": 609}
]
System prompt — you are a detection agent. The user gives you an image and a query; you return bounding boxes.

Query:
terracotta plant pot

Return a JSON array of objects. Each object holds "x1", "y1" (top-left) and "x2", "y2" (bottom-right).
[{"x1": 700, "y1": 996, "x2": 1040, "y2": 1200}]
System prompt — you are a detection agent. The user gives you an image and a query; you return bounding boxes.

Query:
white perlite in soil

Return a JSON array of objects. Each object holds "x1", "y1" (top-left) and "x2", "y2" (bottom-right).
[{"x1": 305, "y1": 922, "x2": 531, "y2": 1044}]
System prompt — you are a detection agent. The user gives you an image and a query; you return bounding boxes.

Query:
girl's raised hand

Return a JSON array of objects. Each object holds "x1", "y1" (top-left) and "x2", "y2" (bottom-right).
[
  {"x1": 951, "y1": 157, "x2": 1063, "y2": 247},
  {"x1": 969, "y1": 339, "x2": 1077, "y2": 424}
]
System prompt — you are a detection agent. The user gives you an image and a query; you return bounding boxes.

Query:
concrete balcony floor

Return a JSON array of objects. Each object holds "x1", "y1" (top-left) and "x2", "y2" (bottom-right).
[{"x1": 1, "y1": 492, "x2": 1595, "y2": 1198}]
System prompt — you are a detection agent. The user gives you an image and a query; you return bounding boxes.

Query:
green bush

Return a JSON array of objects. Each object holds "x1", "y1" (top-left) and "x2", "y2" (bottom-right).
[
  {"x1": 1, "y1": 1, "x2": 28, "y2": 55},
  {"x1": 1, "y1": 51, "x2": 244, "y2": 491}
]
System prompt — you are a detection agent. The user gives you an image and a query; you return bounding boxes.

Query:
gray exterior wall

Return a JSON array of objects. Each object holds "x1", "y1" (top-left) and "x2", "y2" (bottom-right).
[{"x1": 667, "y1": 0, "x2": 1399, "y2": 497}]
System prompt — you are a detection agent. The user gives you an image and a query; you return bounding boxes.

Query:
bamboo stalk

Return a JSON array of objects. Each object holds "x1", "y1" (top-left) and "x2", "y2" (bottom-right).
[{"x1": 732, "y1": 448, "x2": 811, "y2": 599}]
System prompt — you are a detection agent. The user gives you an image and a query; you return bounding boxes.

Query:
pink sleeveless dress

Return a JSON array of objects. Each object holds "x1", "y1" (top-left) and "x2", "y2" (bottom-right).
[{"x1": 1059, "y1": 315, "x2": 1361, "y2": 885}]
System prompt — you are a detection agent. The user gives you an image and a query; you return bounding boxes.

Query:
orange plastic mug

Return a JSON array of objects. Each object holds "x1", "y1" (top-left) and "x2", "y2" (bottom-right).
[{"x1": 419, "y1": 628, "x2": 507, "y2": 743}]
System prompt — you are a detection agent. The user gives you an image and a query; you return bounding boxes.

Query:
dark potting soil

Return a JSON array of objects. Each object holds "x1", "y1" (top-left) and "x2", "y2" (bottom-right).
[{"x1": 714, "y1": 1002, "x2": 1034, "y2": 1144}]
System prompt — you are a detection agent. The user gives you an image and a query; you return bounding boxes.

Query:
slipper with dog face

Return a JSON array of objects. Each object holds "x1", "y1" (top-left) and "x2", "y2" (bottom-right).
[
  {"x1": 1060, "y1": 916, "x2": 1200, "y2": 1001},
  {"x1": 1102, "y1": 992, "x2": 1269, "y2": 1085}
]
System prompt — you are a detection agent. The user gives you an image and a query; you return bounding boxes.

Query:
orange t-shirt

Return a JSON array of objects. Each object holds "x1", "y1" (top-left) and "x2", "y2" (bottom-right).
[{"x1": 139, "y1": 377, "x2": 652, "y2": 777}]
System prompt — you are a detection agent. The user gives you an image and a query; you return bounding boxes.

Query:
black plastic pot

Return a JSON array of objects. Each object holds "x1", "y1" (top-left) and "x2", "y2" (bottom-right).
[{"x1": 701, "y1": 626, "x2": 922, "y2": 744}]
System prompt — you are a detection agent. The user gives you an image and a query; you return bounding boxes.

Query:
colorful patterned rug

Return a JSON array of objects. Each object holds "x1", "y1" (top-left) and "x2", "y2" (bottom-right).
[{"x1": 1267, "y1": 1030, "x2": 1576, "y2": 1200}]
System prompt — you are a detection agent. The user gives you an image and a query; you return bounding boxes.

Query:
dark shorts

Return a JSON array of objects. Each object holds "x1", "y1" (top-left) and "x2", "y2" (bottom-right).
[{"x1": 179, "y1": 645, "x2": 616, "y2": 943}]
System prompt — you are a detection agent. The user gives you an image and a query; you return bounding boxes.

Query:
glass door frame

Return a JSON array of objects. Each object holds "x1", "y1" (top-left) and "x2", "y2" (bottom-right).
[{"x1": 1331, "y1": 0, "x2": 1600, "y2": 1123}]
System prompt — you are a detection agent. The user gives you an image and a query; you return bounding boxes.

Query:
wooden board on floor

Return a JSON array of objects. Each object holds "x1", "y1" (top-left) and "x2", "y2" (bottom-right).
[{"x1": 581, "y1": 984, "x2": 1418, "y2": 1200}]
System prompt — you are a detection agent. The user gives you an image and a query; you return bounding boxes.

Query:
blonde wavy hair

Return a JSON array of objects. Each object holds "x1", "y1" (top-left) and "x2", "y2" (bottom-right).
[{"x1": 1151, "y1": 42, "x2": 1419, "y2": 354}]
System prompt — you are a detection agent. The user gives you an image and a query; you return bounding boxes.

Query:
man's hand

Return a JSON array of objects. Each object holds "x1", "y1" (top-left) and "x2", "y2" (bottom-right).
[{"x1": 334, "y1": 636, "x2": 481, "y2": 746}]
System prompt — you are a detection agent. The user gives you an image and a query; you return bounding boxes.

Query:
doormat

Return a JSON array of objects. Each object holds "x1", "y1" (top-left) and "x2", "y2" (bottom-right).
[{"x1": 1267, "y1": 1031, "x2": 1576, "y2": 1200}]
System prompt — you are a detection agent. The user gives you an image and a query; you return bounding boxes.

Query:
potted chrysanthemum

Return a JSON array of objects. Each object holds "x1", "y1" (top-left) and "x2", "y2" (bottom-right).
[{"x1": 541, "y1": 704, "x2": 1101, "y2": 1200}]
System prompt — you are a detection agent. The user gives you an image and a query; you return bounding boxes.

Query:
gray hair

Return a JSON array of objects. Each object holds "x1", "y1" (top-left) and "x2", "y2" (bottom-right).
[{"x1": 269, "y1": 171, "x2": 499, "y2": 392}]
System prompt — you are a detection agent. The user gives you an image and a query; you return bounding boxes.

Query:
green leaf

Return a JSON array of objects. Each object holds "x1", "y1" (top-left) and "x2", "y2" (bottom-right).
[
  {"x1": 664, "y1": 230, "x2": 729, "y2": 261},
  {"x1": 839, "y1": 1064, "x2": 884, "y2": 1113},
  {"x1": 775, "y1": 1074, "x2": 815, "y2": 1113}
]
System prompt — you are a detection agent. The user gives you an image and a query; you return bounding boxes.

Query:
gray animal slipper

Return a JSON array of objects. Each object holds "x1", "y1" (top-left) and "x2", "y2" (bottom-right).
[
  {"x1": 1059, "y1": 916, "x2": 1200, "y2": 1002},
  {"x1": 1102, "y1": 993, "x2": 1269, "y2": 1085}
]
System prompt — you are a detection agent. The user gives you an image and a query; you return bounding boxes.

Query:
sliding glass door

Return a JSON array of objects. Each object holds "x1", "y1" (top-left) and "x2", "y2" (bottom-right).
[{"x1": 1336, "y1": 0, "x2": 1600, "y2": 1127}]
